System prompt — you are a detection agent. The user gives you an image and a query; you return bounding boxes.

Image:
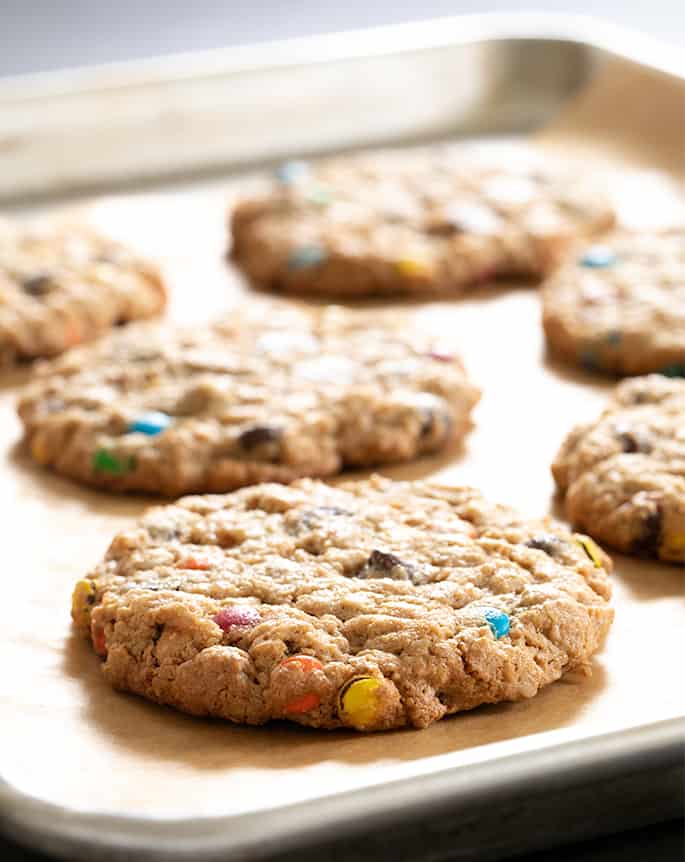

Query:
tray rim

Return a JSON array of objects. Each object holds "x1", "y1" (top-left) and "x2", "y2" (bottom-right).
[
  {"x1": 2, "y1": 717, "x2": 683, "y2": 861},
  {"x1": 1, "y1": 11, "x2": 684, "y2": 860}
]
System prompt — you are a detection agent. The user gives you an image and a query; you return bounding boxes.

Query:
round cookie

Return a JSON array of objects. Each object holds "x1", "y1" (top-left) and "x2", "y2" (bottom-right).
[
  {"x1": 18, "y1": 305, "x2": 480, "y2": 495},
  {"x1": 553, "y1": 375, "x2": 685, "y2": 564},
  {"x1": 542, "y1": 229, "x2": 685, "y2": 376},
  {"x1": 230, "y1": 145, "x2": 614, "y2": 298},
  {"x1": 0, "y1": 220, "x2": 166, "y2": 365},
  {"x1": 71, "y1": 475, "x2": 613, "y2": 731}
]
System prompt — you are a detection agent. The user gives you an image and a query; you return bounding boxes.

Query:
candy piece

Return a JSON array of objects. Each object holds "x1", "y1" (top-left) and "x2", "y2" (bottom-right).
[
  {"x1": 275, "y1": 160, "x2": 309, "y2": 184},
  {"x1": 574, "y1": 534, "x2": 604, "y2": 568},
  {"x1": 92, "y1": 449, "x2": 135, "y2": 475},
  {"x1": 664, "y1": 534, "x2": 685, "y2": 554},
  {"x1": 214, "y1": 606, "x2": 261, "y2": 632},
  {"x1": 279, "y1": 654, "x2": 323, "y2": 673},
  {"x1": 660, "y1": 363, "x2": 685, "y2": 378},
  {"x1": 283, "y1": 692, "x2": 321, "y2": 715},
  {"x1": 579, "y1": 246, "x2": 616, "y2": 268},
  {"x1": 177, "y1": 556, "x2": 211, "y2": 570},
  {"x1": 288, "y1": 245, "x2": 326, "y2": 270},
  {"x1": 238, "y1": 425, "x2": 283, "y2": 450},
  {"x1": 338, "y1": 677, "x2": 383, "y2": 729},
  {"x1": 71, "y1": 579, "x2": 96, "y2": 626},
  {"x1": 128, "y1": 411, "x2": 171, "y2": 436},
  {"x1": 427, "y1": 351, "x2": 455, "y2": 362},
  {"x1": 396, "y1": 257, "x2": 431, "y2": 278},
  {"x1": 525, "y1": 535, "x2": 564, "y2": 558},
  {"x1": 606, "y1": 330, "x2": 622, "y2": 346},
  {"x1": 357, "y1": 549, "x2": 415, "y2": 581},
  {"x1": 482, "y1": 607, "x2": 510, "y2": 639},
  {"x1": 91, "y1": 625, "x2": 107, "y2": 657}
]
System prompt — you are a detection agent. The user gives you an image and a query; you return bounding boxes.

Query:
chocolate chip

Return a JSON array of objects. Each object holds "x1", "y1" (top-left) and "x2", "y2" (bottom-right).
[
  {"x1": 632, "y1": 506, "x2": 663, "y2": 558},
  {"x1": 238, "y1": 425, "x2": 283, "y2": 450},
  {"x1": 615, "y1": 424, "x2": 653, "y2": 454},
  {"x1": 22, "y1": 274, "x2": 54, "y2": 297},
  {"x1": 357, "y1": 549, "x2": 415, "y2": 581},
  {"x1": 525, "y1": 535, "x2": 565, "y2": 558}
]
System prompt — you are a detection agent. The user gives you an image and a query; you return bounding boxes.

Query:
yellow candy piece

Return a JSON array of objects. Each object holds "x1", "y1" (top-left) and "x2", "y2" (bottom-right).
[
  {"x1": 31, "y1": 434, "x2": 50, "y2": 465},
  {"x1": 71, "y1": 579, "x2": 96, "y2": 627},
  {"x1": 574, "y1": 534, "x2": 604, "y2": 568},
  {"x1": 338, "y1": 676, "x2": 382, "y2": 729},
  {"x1": 664, "y1": 534, "x2": 685, "y2": 554},
  {"x1": 396, "y1": 257, "x2": 431, "y2": 278}
]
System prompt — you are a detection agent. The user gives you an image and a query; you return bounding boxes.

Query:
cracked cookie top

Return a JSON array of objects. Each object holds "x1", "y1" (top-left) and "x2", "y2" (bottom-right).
[
  {"x1": 18, "y1": 304, "x2": 479, "y2": 495},
  {"x1": 72, "y1": 475, "x2": 613, "y2": 731}
]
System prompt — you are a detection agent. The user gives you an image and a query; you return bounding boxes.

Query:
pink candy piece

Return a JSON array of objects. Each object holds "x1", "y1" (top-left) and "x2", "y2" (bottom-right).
[
  {"x1": 428, "y1": 351, "x2": 455, "y2": 363},
  {"x1": 214, "y1": 606, "x2": 261, "y2": 632}
]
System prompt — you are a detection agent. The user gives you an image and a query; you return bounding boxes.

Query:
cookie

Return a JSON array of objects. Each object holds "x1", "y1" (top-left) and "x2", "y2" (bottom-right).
[
  {"x1": 230, "y1": 146, "x2": 613, "y2": 298},
  {"x1": 542, "y1": 229, "x2": 685, "y2": 376},
  {"x1": 553, "y1": 375, "x2": 685, "y2": 564},
  {"x1": 0, "y1": 220, "x2": 166, "y2": 365},
  {"x1": 18, "y1": 305, "x2": 480, "y2": 495},
  {"x1": 71, "y1": 475, "x2": 613, "y2": 731}
]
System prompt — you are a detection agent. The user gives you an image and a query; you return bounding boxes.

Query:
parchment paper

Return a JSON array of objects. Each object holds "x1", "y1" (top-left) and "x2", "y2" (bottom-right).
[{"x1": 1, "y1": 57, "x2": 683, "y2": 822}]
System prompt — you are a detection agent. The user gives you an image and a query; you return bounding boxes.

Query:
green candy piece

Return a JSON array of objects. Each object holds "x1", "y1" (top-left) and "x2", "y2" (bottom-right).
[
  {"x1": 660, "y1": 364, "x2": 685, "y2": 378},
  {"x1": 93, "y1": 449, "x2": 135, "y2": 475}
]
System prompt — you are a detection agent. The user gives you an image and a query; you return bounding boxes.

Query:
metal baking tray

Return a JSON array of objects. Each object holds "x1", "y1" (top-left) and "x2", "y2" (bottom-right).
[{"x1": 0, "y1": 14, "x2": 683, "y2": 862}]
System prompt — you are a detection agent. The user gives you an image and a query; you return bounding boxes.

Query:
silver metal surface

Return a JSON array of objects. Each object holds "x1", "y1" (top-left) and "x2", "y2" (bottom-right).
[{"x1": 0, "y1": 14, "x2": 683, "y2": 862}]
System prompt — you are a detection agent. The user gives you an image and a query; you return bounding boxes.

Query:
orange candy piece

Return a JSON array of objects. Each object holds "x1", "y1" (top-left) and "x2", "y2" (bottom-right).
[
  {"x1": 279, "y1": 654, "x2": 323, "y2": 673},
  {"x1": 283, "y1": 692, "x2": 321, "y2": 715},
  {"x1": 177, "y1": 556, "x2": 211, "y2": 570},
  {"x1": 91, "y1": 625, "x2": 107, "y2": 657}
]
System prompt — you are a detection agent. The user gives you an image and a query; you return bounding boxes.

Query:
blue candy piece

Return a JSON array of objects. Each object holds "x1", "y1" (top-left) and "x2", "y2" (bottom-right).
[
  {"x1": 128, "y1": 411, "x2": 171, "y2": 436},
  {"x1": 661, "y1": 363, "x2": 685, "y2": 378},
  {"x1": 579, "y1": 246, "x2": 616, "y2": 268},
  {"x1": 483, "y1": 608, "x2": 510, "y2": 639},
  {"x1": 288, "y1": 245, "x2": 326, "y2": 270},
  {"x1": 275, "y1": 160, "x2": 309, "y2": 184},
  {"x1": 606, "y1": 330, "x2": 622, "y2": 346}
]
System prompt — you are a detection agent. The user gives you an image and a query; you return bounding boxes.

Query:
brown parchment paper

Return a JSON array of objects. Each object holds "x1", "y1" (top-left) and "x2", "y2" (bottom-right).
[{"x1": 1, "y1": 57, "x2": 684, "y2": 822}]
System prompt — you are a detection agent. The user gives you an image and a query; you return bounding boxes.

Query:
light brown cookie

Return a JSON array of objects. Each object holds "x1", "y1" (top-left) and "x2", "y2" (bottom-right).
[
  {"x1": 71, "y1": 475, "x2": 613, "y2": 731},
  {"x1": 0, "y1": 220, "x2": 166, "y2": 365},
  {"x1": 542, "y1": 229, "x2": 685, "y2": 377},
  {"x1": 18, "y1": 305, "x2": 479, "y2": 495},
  {"x1": 553, "y1": 375, "x2": 685, "y2": 564},
  {"x1": 230, "y1": 145, "x2": 613, "y2": 298}
]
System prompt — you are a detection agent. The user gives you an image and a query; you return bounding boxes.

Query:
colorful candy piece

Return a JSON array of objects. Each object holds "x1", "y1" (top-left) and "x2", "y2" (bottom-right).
[
  {"x1": 482, "y1": 607, "x2": 510, "y2": 639},
  {"x1": 605, "y1": 330, "x2": 622, "y2": 346},
  {"x1": 283, "y1": 692, "x2": 321, "y2": 715},
  {"x1": 275, "y1": 160, "x2": 309, "y2": 184},
  {"x1": 71, "y1": 579, "x2": 96, "y2": 626},
  {"x1": 660, "y1": 363, "x2": 685, "y2": 378},
  {"x1": 92, "y1": 449, "x2": 135, "y2": 475},
  {"x1": 427, "y1": 351, "x2": 455, "y2": 363},
  {"x1": 128, "y1": 410, "x2": 171, "y2": 436},
  {"x1": 574, "y1": 534, "x2": 604, "y2": 568},
  {"x1": 579, "y1": 246, "x2": 616, "y2": 268},
  {"x1": 396, "y1": 257, "x2": 431, "y2": 278},
  {"x1": 279, "y1": 654, "x2": 324, "y2": 673},
  {"x1": 664, "y1": 534, "x2": 685, "y2": 555},
  {"x1": 177, "y1": 556, "x2": 211, "y2": 570},
  {"x1": 288, "y1": 245, "x2": 326, "y2": 270},
  {"x1": 338, "y1": 676, "x2": 383, "y2": 730},
  {"x1": 214, "y1": 606, "x2": 261, "y2": 632},
  {"x1": 91, "y1": 625, "x2": 107, "y2": 657}
]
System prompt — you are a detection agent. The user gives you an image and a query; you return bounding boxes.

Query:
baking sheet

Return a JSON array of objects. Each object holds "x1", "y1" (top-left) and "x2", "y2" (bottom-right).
[{"x1": 1, "y1": 34, "x2": 684, "y2": 856}]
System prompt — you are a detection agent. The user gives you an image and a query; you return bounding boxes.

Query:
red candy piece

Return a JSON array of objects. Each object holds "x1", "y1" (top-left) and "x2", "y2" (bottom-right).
[
  {"x1": 91, "y1": 625, "x2": 107, "y2": 657},
  {"x1": 283, "y1": 692, "x2": 321, "y2": 714},
  {"x1": 178, "y1": 556, "x2": 211, "y2": 570},
  {"x1": 428, "y1": 351, "x2": 454, "y2": 363},
  {"x1": 214, "y1": 606, "x2": 261, "y2": 632},
  {"x1": 279, "y1": 654, "x2": 324, "y2": 673}
]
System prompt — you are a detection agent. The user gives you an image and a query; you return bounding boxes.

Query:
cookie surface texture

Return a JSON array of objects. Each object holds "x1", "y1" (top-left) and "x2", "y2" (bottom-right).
[
  {"x1": 72, "y1": 476, "x2": 613, "y2": 730},
  {"x1": 230, "y1": 146, "x2": 613, "y2": 298},
  {"x1": 18, "y1": 305, "x2": 480, "y2": 494},
  {"x1": 0, "y1": 220, "x2": 166, "y2": 364},
  {"x1": 553, "y1": 375, "x2": 685, "y2": 564},
  {"x1": 542, "y1": 230, "x2": 685, "y2": 376}
]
